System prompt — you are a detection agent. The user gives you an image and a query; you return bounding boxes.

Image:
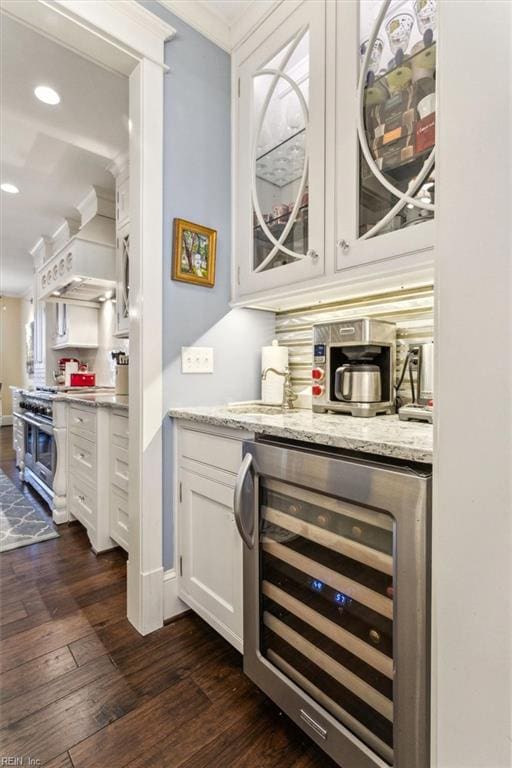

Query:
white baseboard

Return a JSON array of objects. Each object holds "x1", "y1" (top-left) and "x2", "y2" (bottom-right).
[
  {"x1": 163, "y1": 568, "x2": 188, "y2": 621},
  {"x1": 1, "y1": 415, "x2": 13, "y2": 426}
]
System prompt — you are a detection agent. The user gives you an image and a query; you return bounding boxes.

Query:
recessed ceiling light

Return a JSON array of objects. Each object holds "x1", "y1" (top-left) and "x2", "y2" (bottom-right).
[
  {"x1": 34, "y1": 85, "x2": 60, "y2": 105},
  {"x1": 1, "y1": 183, "x2": 19, "y2": 194}
]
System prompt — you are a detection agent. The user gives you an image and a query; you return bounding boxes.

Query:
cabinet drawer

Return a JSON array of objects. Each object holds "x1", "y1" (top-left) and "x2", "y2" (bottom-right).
[
  {"x1": 111, "y1": 413, "x2": 129, "y2": 449},
  {"x1": 110, "y1": 444, "x2": 129, "y2": 494},
  {"x1": 69, "y1": 473, "x2": 96, "y2": 528},
  {"x1": 179, "y1": 427, "x2": 243, "y2": 475},
  {"x1": 69, "y1": 406, "x2": 96, "y2": 439},
  {"x1": 110, "y1": 489, "x2": 129, "y2": 551},
  {"x1": 69, "y1": 432, "x2": 96, "y2": 484}
]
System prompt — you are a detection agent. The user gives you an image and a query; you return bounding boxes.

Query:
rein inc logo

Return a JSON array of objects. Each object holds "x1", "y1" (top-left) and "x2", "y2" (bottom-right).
[{"x1": 1, "y1": 759, "x2": 41, "y2": 766}]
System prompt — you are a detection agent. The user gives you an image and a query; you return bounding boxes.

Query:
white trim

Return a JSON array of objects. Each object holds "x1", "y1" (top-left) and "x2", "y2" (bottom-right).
[
  {"x1": 1, "y1": 416, "x2": 14, "y2": 427},
  {"x1": 157, "y1": 0, "x2": 280, "y2": 52},
  {"x1": 163, "y1": 569, "x2": 188, "y2": 620}
]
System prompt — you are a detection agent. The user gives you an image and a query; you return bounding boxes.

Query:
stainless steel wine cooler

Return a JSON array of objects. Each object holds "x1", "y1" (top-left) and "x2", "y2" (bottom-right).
[{"x1": 234, "y1": 439, "x2": 431, "y2": 768}]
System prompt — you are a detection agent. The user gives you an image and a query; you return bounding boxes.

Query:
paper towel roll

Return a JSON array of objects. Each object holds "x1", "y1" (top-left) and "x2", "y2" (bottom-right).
[{"x1": 261, "y1": 340, "x2": 289, "y2": 405}]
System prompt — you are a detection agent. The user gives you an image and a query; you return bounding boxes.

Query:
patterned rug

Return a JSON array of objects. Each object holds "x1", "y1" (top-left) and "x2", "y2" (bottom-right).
[{"x1": 0, "y1": 468, "x2": 59, "y2": 552}]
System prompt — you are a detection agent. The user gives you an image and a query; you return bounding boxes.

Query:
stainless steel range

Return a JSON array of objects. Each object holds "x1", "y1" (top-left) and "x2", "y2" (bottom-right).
[{"x1": 16, "y1": 393, "x2": 56, "y2": 506}]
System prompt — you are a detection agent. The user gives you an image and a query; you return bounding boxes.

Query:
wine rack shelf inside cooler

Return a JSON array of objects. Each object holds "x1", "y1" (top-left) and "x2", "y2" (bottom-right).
[{"x1": 260, "y1": 478, "x2": 396, "y2": 764}]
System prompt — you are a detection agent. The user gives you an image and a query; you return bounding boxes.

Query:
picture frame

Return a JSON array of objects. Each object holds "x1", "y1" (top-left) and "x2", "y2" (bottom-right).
[{"x1": 172, "y1": 218, "x2": 217, "y2": 287}]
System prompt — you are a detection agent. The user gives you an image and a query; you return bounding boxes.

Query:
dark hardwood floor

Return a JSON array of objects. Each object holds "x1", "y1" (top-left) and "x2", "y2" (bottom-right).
[{"x1": 0, "y1": 426, "x2": 337, "y2": 768}]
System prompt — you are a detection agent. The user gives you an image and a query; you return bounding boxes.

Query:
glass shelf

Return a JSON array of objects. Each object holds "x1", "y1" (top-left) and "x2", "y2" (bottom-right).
[
  {"x1": 254, "y1": 204, "x2": 308, "y2": 231},
  {"x1": 256, "y1": 127, "x2": 306, "y2": 163},
  {"x1": 364, "y1": 42, "x2": 436, "y2": 94},
  {"x1": 256, "y1": 129, "x2": 306, "y2": 188}
]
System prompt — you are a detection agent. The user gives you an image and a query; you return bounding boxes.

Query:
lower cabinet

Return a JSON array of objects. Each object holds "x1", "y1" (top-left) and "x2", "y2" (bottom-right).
[
  {"x1": 66, "y1": 404, "x2": 130, "y2": 553},
  {"x1": 176, "y1": 422, "x2": 253, "y2": 652}
]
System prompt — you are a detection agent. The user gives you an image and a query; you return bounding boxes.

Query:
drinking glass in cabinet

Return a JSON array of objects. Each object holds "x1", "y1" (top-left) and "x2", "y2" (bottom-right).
[
  {"x1": 252, "y1": 29, "x2": 310, "y2": 272},
  {"x1": 358, "y1": 0, "x2": 437, "y2": 240}
]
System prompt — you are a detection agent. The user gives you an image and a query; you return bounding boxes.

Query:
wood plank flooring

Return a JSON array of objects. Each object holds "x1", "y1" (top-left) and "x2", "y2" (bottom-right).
[{"x1": 0, "y1": 426, "x2": 337, "y2": 767}]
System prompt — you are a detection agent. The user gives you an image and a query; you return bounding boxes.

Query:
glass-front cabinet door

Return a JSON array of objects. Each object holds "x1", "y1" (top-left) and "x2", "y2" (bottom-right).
[
  {"x1": 336, "y1": 0, "x2": 437, "y2": 271},
  {"x1": 236, "y1": 1, "x2": 326, "y2": 297},
  {"x1": 115, "y1": 223, "x2": 129, "y2": 337}
]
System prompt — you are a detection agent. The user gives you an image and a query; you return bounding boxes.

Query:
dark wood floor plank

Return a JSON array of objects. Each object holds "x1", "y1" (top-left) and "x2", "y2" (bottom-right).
[
  {"x1": 0, "y1": 646, "x2": 77, "y2": 704},
  {"x1": 2, "y1": 654, "x2": 116, "y2": 727},
  {"x1": 1, "y1": 664, "x2": 139, "y2": 764},
  {"x1": 0, "y1": 601, "x2": 28, "y2": 626},
  {"x1": 44, "y1": 753, "x2": 74, "y2": 768},
  {"x1": 0, "y1": 612, "x2": 94, "y2": 672},
  {"x1": 69, "y1": 677, "x2": 211, "y2": 768}
]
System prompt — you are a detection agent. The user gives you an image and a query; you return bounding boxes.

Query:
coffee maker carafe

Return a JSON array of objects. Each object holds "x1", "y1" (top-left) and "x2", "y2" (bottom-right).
[{"x1": 312, "y1": 318, "x2": 396, "y2": 417}]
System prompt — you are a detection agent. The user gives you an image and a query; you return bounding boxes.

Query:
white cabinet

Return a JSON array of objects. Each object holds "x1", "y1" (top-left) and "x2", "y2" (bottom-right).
[
  {"x1": 234, "y1": 0, "x2": 326, "y2": 298},
  {"x1": 176, "y1": 422, "x2": 253, "y2": 651},
  {"x1": 334, "y1": 0, "x2": 436, "y2": 271},
  {"x1": 115, "y1": 222, "x2": 130, "y2": 338},
  {"x1": 233, "y1": 0, "x2": 436, "y2": 308},
  {"x1": 116, "y1": 176, "x2": 130, "y2": 229},
  {"x1": 109, "y1": 411, "x2": 129, "y2": 550},
  {"x1": 51, "y1": 302, "x2": 99, "y2": 349},
  {"x1": 66, "y1": 404, "x2": 129, "y2": 553}
]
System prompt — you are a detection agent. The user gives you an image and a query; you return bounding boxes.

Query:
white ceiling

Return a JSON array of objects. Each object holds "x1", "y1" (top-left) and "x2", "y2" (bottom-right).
[{"x1": 0, "y1": 14, "x2": 129, "y2": 296}]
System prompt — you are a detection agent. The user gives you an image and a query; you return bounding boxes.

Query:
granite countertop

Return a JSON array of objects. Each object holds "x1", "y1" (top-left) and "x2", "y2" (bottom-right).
[
  {"x1": 169, "y1": 405, "x2": 433, "y2": 464},
  {"x1": 59, "y1": 393, "x2": 129, "y2": 410}
]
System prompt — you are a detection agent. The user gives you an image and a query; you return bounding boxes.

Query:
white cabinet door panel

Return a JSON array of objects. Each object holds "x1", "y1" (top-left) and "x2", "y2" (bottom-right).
[{"x1": 179, "y1": 469, "x2": 243, "y2": 650}]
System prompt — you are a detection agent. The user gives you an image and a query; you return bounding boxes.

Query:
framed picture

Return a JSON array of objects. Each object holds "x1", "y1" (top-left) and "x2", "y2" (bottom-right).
[{"x1": 172, "y1": 218, "x2": 217, "y2": 287}]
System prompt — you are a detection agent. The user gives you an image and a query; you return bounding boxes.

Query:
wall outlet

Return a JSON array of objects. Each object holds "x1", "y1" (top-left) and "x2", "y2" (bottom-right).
[{"x1": 181, "y1": 346, "x2": 214, "y2": 374}]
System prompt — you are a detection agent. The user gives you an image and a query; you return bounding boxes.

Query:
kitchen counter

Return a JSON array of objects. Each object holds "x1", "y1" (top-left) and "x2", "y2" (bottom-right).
[
  {"x1": 169, "y1": 405, "x2": 433, "y2": 463},
  {"x1": 57, "y1": 393, "x2": 128, "y2": 410}
]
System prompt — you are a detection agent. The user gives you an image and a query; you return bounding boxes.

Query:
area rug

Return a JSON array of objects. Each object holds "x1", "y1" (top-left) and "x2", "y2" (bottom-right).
[{"x1": 0, "y1": 468, "x2": 59, "y2": 553}]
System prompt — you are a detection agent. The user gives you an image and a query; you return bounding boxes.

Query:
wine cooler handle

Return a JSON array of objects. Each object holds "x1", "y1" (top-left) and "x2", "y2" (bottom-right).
[{"x1": 234, "y1": 453, "x2": 255, "y2": 549}]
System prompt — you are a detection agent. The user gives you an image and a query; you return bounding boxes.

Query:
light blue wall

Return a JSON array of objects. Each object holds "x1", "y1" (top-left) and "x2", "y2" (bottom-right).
[{"x1": 139, "y1": 2, "x2": 274, "y2": 568}]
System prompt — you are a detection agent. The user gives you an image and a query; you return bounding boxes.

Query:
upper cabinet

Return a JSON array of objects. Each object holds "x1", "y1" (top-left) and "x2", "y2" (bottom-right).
[
  {"x1": 112, "y1": 166, "x2": 130, "y2": 338},
  {"x1": 235, "y1": 0, "x2": 326, "y2": 297},
  {"x1": 233, "y1": 0, "x2": 437, "y2": 308},
  {"x1": 336, "y1": 0, "x2": 436, "y2": 271}
]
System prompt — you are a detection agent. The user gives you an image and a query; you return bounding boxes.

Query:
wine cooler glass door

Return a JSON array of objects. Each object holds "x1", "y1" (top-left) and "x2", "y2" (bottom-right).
[
  {"x1": 240, "y1": 441, "x2": 430, "y2": 768},
  {"x1": 260, "y1": 477, "x2": 395, "y2": 764}
]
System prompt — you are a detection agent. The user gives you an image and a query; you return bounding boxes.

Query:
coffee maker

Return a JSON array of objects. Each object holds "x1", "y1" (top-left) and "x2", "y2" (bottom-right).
[{"x1": 311, "y1": 318, "x2": 396, "y2": 417}]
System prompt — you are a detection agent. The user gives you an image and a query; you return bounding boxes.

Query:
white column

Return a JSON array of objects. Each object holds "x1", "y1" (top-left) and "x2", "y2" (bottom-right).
[
  {"x1": 433, "y1": 2, "x2": 512, "y2": 766},
  {"x1": 127, "y1": 58, "x2": 165, "y2": 634}
]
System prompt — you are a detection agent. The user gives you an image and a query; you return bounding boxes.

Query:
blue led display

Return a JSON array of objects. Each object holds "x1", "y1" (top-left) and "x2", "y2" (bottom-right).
[
  {"x1": 311, "y1": 579, "x2": 324, "y2": 592},
  {"x1": 335, "y1": 592, "x2": 352, "y2": 607}
]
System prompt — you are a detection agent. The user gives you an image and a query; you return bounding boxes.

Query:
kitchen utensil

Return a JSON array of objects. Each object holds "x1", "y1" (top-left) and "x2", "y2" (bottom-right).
[
  {"x1": 335, "y1": 364, "x2": 382, "y2": 403},
  {"x1": 414, "y1": 0, "x2": 437, "y2": 36},
  {"x1": 417, "y1": 93, "x2": 436, "y2": 119},
  {"x1": 385, "y1": 13, "x2": 414, "y2": 56}
]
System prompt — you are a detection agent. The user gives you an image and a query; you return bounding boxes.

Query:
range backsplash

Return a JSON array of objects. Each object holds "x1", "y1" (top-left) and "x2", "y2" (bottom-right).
[{"x1": 274, "y1": 285, "x2": 434, "y2": 405}]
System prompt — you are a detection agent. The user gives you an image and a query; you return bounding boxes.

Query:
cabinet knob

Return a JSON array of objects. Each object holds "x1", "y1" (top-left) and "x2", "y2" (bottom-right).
[
  {"x1": 337, "y1": 239, "x2": 350, "y2": 253},
  {"x1": 307, "y1": 249, "x2": 319, "y2": 261}
]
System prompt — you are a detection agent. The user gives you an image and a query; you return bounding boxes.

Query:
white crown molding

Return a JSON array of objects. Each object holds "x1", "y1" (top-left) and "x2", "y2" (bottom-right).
[
  {"x1": 76, "y1": 185, "x2": 115, "y2": 226},
  {"x1": 156, "y1": 0, "x2": 280, "y2": 52},
  {"x1": 106, "y1": 150, "x2": 129, "y2": 179},
  {"x1": 157, "y1": 0, "x2": 231, "y2": 51}
]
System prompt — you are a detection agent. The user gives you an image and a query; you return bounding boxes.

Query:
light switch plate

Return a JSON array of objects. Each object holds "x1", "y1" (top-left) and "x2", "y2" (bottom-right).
[{"x1": 181, "y1": 346, "x2": 214, "y2": 373}]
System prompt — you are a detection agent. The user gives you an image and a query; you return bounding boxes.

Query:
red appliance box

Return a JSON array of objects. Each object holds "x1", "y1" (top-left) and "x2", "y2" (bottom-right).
[
  {"x1": 415, "y1": 112, "x2": 436, "y2": 154},
  {"x1": 70, "y1": 372, "x2": 96, "y2": 387}
]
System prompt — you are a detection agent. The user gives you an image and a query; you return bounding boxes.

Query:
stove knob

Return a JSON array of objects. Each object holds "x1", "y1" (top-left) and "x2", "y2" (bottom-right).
[
  {"x1": 312, "y1": 384, "x2": 324, "y2": 397},
  {"x1": 312, "y1": 367, "x2": 325, "y2": 381}
]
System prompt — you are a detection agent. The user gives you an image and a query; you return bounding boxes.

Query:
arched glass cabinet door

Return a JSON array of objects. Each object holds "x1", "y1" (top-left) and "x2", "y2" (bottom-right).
[
  {"x1": 337, "y1": 0, "x2": 437, "y2": 270},
  {"x1": 236, "y1": 1, "x2": 325, "y2": 297}
]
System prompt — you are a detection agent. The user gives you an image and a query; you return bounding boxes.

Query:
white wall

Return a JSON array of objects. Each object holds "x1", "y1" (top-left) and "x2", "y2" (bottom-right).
[
  {"x1": 0, "y1": 296, "x2": 23, "y2": 418},
  {"x1": 433, "y1": 2, "x2": 512, "y2": 766}
]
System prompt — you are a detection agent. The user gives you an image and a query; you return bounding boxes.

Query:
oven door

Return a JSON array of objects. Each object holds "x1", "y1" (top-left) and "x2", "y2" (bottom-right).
[
  {"x1": 21, "y1": 414, "x2": 55, "y2": 491},
  {"x1": 234, "y1": 440, "x2": 431, "y2": 768}
]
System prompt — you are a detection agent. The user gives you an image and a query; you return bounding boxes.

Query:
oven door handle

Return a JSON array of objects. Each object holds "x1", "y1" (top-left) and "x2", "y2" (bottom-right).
[
  {"x1": 234, "y1": 453, "x2": 255, "y2": 549},
  {"x1": 17, "y1": 412, "x2": 54, "y2": 435}
]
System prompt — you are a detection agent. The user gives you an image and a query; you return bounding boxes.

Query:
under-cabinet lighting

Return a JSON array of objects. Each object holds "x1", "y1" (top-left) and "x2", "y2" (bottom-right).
[
  {"x1": 1, "y1": 183, "x2": 19, "y2": 194},
  {"x1": 34, "y1": 85, "x2": 60, "y2": 105},
  {"x1": 98, "y1": 297, "x2": 106, "y2": 302},
  {"x1": 104, "y1": 290, "x2": 113, "y2": 299},
  {"x1": 53, "y1": 291, "x2": 61, "y2": 296}
]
